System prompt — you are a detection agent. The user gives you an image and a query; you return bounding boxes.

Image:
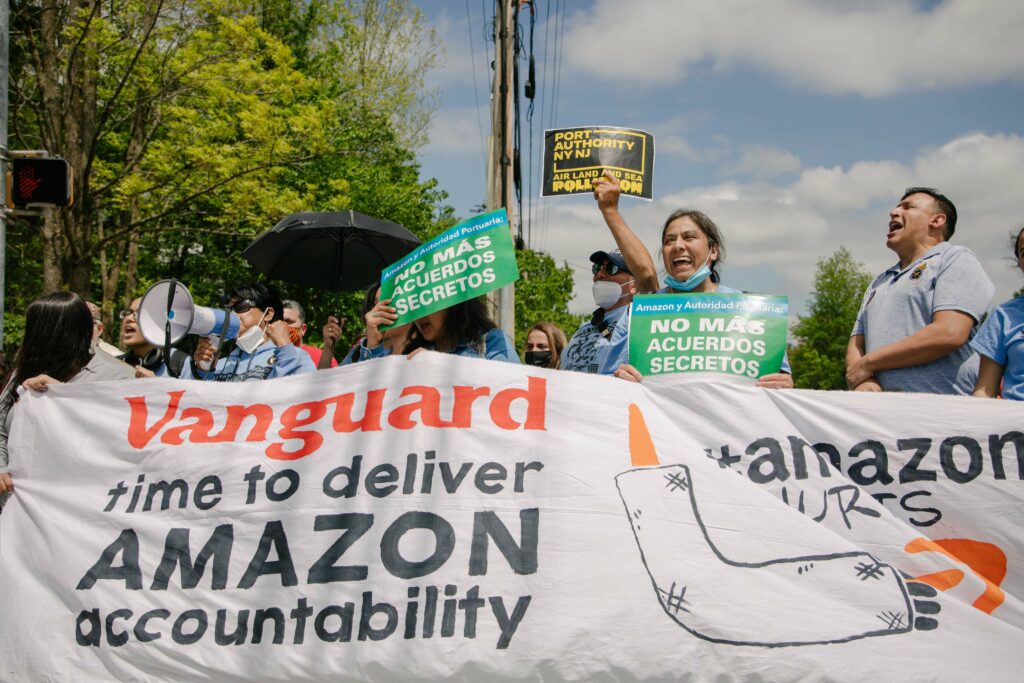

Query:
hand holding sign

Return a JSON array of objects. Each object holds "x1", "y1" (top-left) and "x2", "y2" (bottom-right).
[
  {"x1": 365, "y1": 298, "x2": 398, "y2": 349},
  {"x1": 592, "y1": 170, "x2": 621, "y2": 213}
]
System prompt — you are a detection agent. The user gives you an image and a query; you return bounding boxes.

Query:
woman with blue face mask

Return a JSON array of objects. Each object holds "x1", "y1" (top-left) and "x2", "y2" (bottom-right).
[{"x1": 592, "y1": 172, "x2": 793, "y2": 388}]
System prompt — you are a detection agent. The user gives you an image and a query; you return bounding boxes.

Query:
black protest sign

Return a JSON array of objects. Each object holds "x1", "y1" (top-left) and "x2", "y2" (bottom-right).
[{"x1": 542, "y1": 126, "x2": 655, "y2": 199}]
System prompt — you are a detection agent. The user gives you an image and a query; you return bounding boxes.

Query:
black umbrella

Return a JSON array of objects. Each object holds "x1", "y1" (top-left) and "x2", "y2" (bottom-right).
[{"x1": 242, "y1": 210, "x2": 421, "y2": 292}]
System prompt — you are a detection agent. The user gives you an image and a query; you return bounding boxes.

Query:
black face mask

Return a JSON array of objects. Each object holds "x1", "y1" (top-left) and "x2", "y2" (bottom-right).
[{"x1": 525, "y1": 351, "x2": 552, "y2": 367}]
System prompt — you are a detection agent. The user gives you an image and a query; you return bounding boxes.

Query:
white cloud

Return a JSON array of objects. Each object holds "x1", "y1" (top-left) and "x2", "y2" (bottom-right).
[
  {"x1": 658, "y1": 133, "x2": 730, "y2": 164},
  {"x1": 532, "y1": 132, "x2": 1024, "y2": 318},
  {"x1": 792, "y1": 160, "x2": 908, "y2": 210},
  {"x1": 722, "y1": 145, "x2": 802, "y2": 179},
  {"x1": 421, "y1": 105, "x2": 490, "y2": 158},
  {"x1": 563, "y1": 0, "x2": 1024, "y2": 96}
]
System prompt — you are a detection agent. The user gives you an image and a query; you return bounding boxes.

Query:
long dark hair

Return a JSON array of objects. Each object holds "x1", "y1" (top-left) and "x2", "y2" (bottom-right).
[
  {"x1": 403, "y1": 297, "x2": 496, "y2": 355},
  {"x1": 3, "y1": 292, "x2": 94, "y2": 410}
]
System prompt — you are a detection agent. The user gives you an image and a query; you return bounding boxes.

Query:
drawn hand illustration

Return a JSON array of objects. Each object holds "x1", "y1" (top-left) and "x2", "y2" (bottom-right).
[{"x1": 618, "y1": 405, "x2": 941, "y2": 647}]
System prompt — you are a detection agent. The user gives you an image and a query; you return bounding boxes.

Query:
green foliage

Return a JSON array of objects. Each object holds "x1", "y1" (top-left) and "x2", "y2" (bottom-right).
[
  {"x1": 5, "y1": 0, "x2": 448, "y2": 356},
  {"x1": 514, "y1": 249, "x2": 587, "y2": 358},
  {"x1": 789, "y1": 247, "x2": 872, "y2": 390}
]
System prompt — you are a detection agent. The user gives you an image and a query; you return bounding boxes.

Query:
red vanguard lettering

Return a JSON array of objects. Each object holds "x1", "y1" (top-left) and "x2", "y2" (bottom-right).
[{"x1": 124, "y1": 377, "x2": 548, "y2": 460}]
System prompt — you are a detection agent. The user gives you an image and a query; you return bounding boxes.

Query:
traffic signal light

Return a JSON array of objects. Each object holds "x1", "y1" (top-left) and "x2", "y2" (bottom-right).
[{"x1": 7, "y1": 157, "x2": 73, "y2": 207}]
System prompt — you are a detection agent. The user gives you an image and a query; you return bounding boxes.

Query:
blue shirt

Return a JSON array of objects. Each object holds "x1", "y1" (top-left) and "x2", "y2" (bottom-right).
[
  {"x1": 970, "y1": 296, "x2": 1024, "y2": 401},
  {"x1": 357, "y1": 328, "x2": 520, "y2": 363},
  {"x1": 179, "y1": 339, "x2": 316, "y2": 381},
  {"x1": 561, "y1": 305, "x2": 628, "y2": 373},
  {"x1": 852, "y1": 243, "x2": 993, "y2": 395},
  {"x1": 599, "y1": 284, "x2": 792, "y2": 375}
]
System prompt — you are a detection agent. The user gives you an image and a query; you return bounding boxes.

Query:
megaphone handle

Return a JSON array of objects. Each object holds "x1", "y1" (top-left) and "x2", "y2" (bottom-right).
[
  {"x1": 197, "y1": 306, "x2": 234, "y2": 372},
  {"x1": 198, "y1": 335, "x2": 220, "y2": 371},
  {"x1": 164, "y1": 278, "x2": 181, "y2": 378}
]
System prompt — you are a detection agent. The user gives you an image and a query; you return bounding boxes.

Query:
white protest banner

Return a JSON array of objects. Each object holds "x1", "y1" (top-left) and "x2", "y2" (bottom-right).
[{"x1": 0, "y1": 355, "x2": 1021, "y2": 681}]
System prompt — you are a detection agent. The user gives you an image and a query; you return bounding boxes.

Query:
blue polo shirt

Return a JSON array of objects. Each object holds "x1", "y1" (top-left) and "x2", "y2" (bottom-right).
[
  {"x1": 970, "y1": 296, "x2": 1024, "y2": 401},
  {"x1": 851, "y1": 242, "x2": 993, "y2": 395}
]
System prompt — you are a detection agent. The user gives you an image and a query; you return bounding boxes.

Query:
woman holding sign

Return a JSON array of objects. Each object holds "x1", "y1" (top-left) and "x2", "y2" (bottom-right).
[
  {"x1": 593, "y1": 172, "x2": 792, "y2": 388},
  {"x1": 357, "y1": 295, "x2": 519, "y2": 363}
]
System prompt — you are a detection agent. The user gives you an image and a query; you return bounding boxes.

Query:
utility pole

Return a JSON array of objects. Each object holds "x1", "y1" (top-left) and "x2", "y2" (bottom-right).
[{"x1": 486, "y1": 0, "x2": 516, "y2": 339}]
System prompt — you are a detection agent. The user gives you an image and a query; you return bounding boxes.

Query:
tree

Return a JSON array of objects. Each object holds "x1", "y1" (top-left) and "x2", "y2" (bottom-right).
[
  {"x1": 6, "y1": 0, "x2": 446, "y2": 345},
  {"x1": 514, "y1": 248, "x2": 586, "y2": 357},
  {"x1": 788, "y1": 247, "x2": 872, "y2": 390}
]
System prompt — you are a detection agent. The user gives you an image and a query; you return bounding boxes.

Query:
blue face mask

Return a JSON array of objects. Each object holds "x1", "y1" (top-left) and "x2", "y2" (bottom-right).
[{"x1": 664, "y1": 257, "x2": 712, "y2": 292}]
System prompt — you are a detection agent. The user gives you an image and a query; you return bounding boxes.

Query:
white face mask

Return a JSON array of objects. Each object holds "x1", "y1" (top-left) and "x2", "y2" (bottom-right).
[
  {"x1": 235, "y1": 309, "x2": 268, "y2": 354},
  {"x1": 592, "y1": 279, "x2": 633, "y2": 309}
]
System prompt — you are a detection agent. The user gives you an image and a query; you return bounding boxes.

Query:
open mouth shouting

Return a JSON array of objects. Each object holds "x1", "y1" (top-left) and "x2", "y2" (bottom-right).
[
  {"x1": 671, "y1": 253, "x2": 694, "y2": 276},
  {"x1": 887, "y1": 219, "x2": 903, "y2": 239}
]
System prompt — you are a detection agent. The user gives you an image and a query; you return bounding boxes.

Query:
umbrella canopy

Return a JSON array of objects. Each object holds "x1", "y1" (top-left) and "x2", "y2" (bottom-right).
[{"x1": 242, "y1": 210, "x2": 421, "y2": 292}]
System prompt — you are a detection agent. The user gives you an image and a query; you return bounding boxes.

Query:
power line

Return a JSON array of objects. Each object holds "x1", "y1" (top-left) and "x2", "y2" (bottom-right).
[
  {"x1": 540, "y1": 0, "x2": 565, "y2": 253},
  {"x1": 466, "y1": 0, "x2": 487, "y2": 183}
]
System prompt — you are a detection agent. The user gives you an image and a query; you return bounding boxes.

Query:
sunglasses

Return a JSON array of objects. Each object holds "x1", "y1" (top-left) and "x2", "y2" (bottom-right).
[
  {"x1": 592, "y1": 261, "x2": 625, "y2": 276},
  {"x1": 229, "y1": 300, "x2": 257, "y2": 314}
]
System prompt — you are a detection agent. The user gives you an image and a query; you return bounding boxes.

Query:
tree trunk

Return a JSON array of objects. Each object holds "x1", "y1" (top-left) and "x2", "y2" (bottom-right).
[
  {"x1": 40, "y1": 210, "x2": 63, "y2": 293},
  {"x1": 32, "y1": 1, "x2": 99, "y2": 295}
]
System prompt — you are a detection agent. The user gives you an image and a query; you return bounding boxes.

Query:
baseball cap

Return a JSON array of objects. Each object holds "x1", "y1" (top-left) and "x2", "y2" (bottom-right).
[{"x1": 589, "y1": 249, "x2": 631, "y2": 275}]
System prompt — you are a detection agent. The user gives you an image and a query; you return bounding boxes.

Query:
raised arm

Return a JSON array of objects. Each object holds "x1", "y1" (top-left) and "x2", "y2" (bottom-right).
[{"x1": 593, "y1": 171, "x2": 659, "y2": 293}]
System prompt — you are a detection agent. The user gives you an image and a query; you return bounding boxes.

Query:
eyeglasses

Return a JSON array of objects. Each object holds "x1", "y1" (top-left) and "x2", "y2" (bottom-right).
[
  {"x1": 118, "y1": 309, "x2": 138, "y2": 320},
  {"x1": 229, "y1": 300, "x2": 256, "y2": 314},
  {"x1": 592, "y1": 261, "x2": 624, "y2": 276}
]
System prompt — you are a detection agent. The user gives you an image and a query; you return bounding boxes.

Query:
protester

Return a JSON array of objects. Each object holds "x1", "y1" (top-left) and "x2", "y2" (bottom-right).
[
  {"x1": 592, "y1": 172, "x2": 793, "y2": 387},
  {"x1": 524, "y1": 321, "x2": 567, "y2": 369},
  {"x1": 971, "y1": 226, "x2": 1024, "y2": 400},
  {"x1": 359, "y1": 295, "x2": 518, "y2": 363},
  {"x1": 119, "y1": 297, "x2": 159, "y2": 376},
  {"x1": 282, "y1": 299, "x2": 338, "y2": 369},
  {"x1": 118, "y1": 296, "x2": 187, "y2": 377},
  {"x1": 340, "y1": 282, "x2": 412, "y2": 365},
  {"x1": 562, "y1": 249, "x2": 646, "y2": 373},
  {"x1": 180, "y1": 283, "x2": 316, "y2": 381},
  {"x1": 847, "y1": 188, "x2": 993, "y2": 394},
  {"x1": 0, "y1": 293, "x2": 99, "y2": 503},
  {"x1": 80, "y1": 301, "x2": 135, "y2": 381}
]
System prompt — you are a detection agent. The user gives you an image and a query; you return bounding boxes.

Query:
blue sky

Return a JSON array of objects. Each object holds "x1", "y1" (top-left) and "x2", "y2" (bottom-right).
[{"x1": 416, "y1": 0, "x2": 1024, "y2": 316}]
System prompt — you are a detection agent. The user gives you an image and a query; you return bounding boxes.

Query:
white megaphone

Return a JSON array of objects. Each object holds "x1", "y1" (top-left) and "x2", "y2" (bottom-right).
[{"x1": 138, "y1": 280, "x2": 242, "y2": 370}]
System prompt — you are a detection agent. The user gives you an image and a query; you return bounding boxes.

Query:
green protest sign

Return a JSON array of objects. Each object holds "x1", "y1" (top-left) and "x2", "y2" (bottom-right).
[
  {"x1": 627, "y1": 293, "x2": 788, "y2": 379},
  {"x1": 379, "y1": 209, "x2": 519, "y2": 328}
]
